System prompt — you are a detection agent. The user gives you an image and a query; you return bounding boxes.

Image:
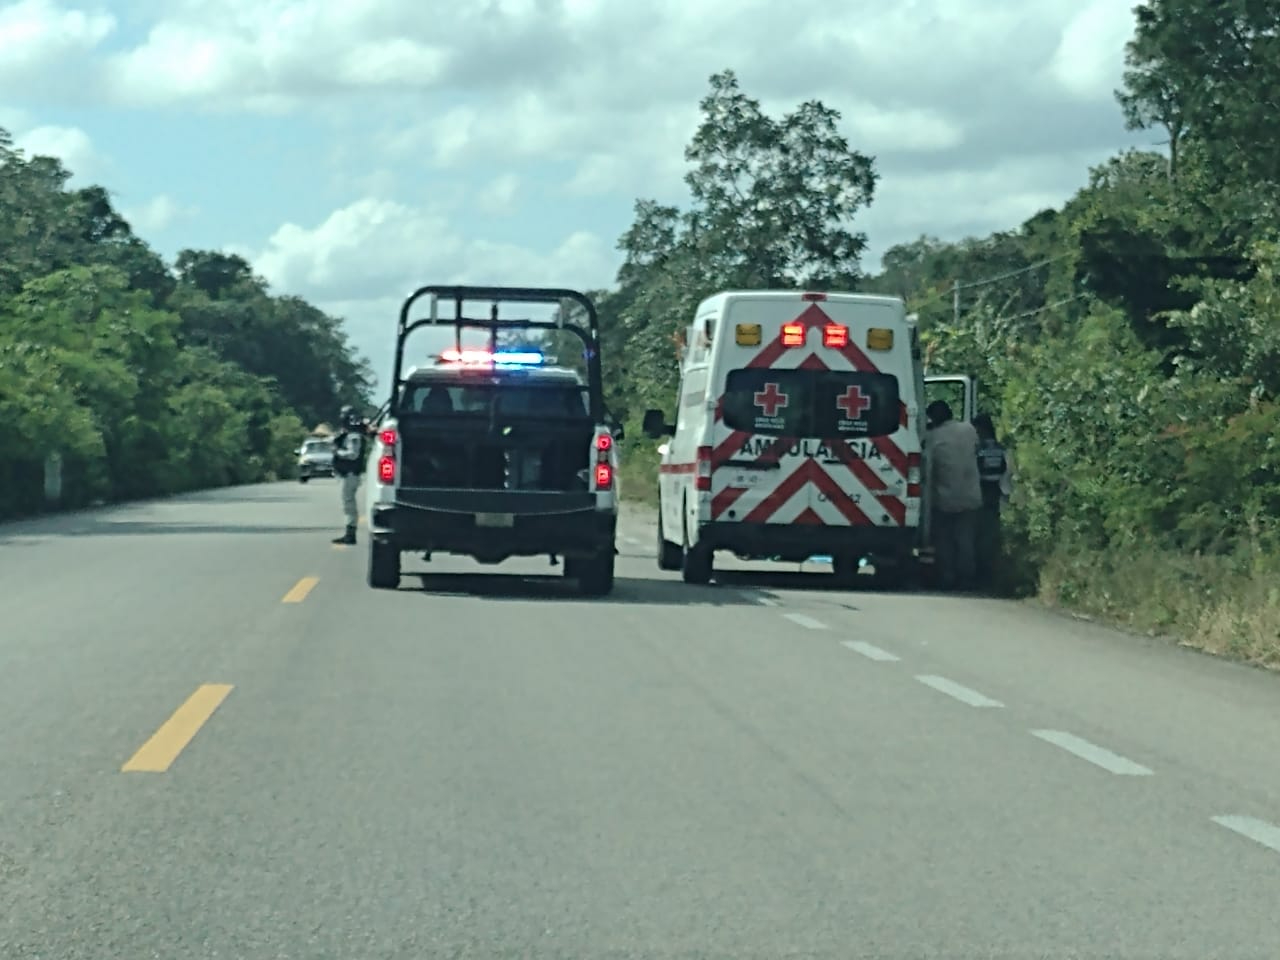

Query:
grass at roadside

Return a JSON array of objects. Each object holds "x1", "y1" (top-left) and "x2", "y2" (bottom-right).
[
  {"x1": 618, "y1": 444, "x2": 660, "y2": 507},
  {"x1": 1037, "y1": 544, "x2": 1280, "y2": 670}
]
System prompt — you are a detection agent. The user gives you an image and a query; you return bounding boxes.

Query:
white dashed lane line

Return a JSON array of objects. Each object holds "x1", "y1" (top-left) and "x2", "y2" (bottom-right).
[
  {"x1": 739, "y1": 591, "x2": 779, "y2": 606},
  {"x1": 1030, "y1": 729, "x2": 1153, "y2": 776},
  {"x1": 782, "y1": 613, "x2": 827, "y2": 630},
  {"x1": 841, "y1": 640, "x2": 900, "y2": 662},
  {"x1": 1211, "y1": 816, "x2": 1280, "y2": 856},
  {"x1": 915, "y1": 675, "x2": 1004, "y2": 708}
]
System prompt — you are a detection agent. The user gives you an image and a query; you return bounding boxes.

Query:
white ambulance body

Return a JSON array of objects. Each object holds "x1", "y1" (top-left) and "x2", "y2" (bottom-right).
[{"x1": 644, "y1": 290, "x2": 935, "y2": 585}]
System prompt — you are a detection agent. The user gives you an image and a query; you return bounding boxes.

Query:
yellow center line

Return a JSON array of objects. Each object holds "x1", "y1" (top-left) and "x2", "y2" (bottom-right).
[
  {"x1": 122, "y1": 683, "x2": 234, "y2": 773},
  {"x1": 282, "y1": 576, "x2": 320, "y2": 603}
]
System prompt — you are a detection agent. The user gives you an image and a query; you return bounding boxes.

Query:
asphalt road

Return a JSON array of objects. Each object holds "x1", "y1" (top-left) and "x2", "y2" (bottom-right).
[{"x1": 2, "y1": 479, "x2": 1280, "y2": 958}]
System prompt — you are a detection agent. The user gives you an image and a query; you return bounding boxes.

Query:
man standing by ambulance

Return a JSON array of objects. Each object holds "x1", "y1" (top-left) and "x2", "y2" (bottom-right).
[
  {"x1": 925, "y1": 400, "x2": 983, "y2": 590},
  {"x1": 330, "y1": 405, "x2": 369, "y2": 545}
]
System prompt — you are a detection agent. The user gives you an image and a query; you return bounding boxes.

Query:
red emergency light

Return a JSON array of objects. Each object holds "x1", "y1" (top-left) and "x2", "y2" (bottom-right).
[{"x1": 823, "y1": 324, "x2": 848, "y2": 348}]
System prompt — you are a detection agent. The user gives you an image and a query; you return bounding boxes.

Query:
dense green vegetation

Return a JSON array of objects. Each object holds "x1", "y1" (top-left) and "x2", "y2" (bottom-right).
[
  {"x1": 0, "y1": 129, "x2": 372, "y2": 519},
  {"x1": 600, "y1": 3, "x2": 1280, "y2": 666}
]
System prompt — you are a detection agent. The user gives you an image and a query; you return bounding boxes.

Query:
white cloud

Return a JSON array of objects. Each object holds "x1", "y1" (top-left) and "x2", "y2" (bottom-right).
[
  {"x1": 477, "y1": 173, "x2": 520, "y2": 215},
  {"x1": 1046, "y1": 0, "x2": 1139, "y2": 100},
  {"x1": 249, "y1": 196, "x2": 623, "y2": 393},
  {"x1": 13, "y1": 123, "x2": 95, "y2": 177},
  {"x1": 0, "y1": 0, "x2": 115, "y2": 89},
  {"x1": 121, "y1": 193, "x2": 198, "y2": 234},
  {"x1": 252, "y1": 196, "x2": 619, "y2": 305},
  {"x1": 858, "y1": 146, "x2": 1121, "y2": 270}
]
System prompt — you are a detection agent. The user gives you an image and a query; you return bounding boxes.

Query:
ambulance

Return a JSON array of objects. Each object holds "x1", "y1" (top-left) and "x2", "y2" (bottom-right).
[{"x1": 642, "y1": 290, "x2": 974, "y2": 586}]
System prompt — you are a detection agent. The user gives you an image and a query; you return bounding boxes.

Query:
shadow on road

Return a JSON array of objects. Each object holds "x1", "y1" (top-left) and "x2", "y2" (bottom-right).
[
  {"x1": 0, "y1": 520, "x2": 334, "y2": 541},
  {"x1": 708, "y1": 567, "x2": 991, "y2": 601},
  {"x1": 409, "y1": 572, "x2": 759, "y2": 606}
]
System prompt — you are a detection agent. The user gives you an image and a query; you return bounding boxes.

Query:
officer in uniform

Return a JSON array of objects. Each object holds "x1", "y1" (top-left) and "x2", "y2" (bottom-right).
[
  {"x1": 331, "y1": 405, "x2": 370, "y2": 545},
  {"x1": 972, "y1": 413, "x2": 1012, "y2": 587}
]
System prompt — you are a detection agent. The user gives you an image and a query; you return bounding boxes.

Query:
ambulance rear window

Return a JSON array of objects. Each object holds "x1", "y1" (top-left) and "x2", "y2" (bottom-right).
[{"x1": 723, "y1": 369, "x2": 900, "y2": 438}]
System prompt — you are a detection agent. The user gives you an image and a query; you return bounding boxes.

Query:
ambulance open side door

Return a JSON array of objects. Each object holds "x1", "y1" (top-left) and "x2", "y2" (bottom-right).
[{"x1": 923, "y1": 374, "x2": 977, "y2": 422}]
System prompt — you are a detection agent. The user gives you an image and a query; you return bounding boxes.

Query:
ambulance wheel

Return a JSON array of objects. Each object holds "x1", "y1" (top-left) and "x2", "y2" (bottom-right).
[
  {"x1": 657, "y1": 515, "x2": 683, "y2": 571},
  {"x1": 870, "y1": 561, "x2": 908, "y2": 591},
  {"x1": 832, "y1": 555, "x2": 860, "y2": 587},
  {"x1": 682, "y1": 544, "x2": 713, "y2": 585}
]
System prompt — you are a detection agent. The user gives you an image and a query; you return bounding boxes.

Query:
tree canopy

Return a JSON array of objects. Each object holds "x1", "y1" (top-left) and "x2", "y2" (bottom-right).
[{"x1": 0, "y1": 132, "x2": 373, "y2": 518}]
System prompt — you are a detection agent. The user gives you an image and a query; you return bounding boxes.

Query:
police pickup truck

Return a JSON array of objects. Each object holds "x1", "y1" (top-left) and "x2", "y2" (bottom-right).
[{"x1": 364, "y1": 286, "x2": 621, "y2": 595}]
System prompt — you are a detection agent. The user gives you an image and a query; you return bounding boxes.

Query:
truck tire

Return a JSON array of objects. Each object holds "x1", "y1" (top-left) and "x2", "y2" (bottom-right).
[
  {"x1": 577, "y1": 547, "x2": 615, "y2": 596},
  {"x1": 299, "y1": 475, "x2": 309, "y2": 484},
  {"x1": 368, "y1": 540, "x2": 400, "y2": 590},
  {"x1": 656, "y1": 513, "x2": 683, "y2": 571}
]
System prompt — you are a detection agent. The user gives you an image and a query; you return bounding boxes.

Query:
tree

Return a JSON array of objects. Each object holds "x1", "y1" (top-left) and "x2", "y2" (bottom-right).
[
  {"x1": 1117, "y1": 0, "x2": 1280, "y2": 197},
  {"x1": 0, "y1": 125, "x2": 375, "y2": 517},
  {"x1": 603, "y1": 70, "x2": 879, "y2": 428},
  {"x1": 683, "y1": 69, "x2": 877, "y2": 288}
]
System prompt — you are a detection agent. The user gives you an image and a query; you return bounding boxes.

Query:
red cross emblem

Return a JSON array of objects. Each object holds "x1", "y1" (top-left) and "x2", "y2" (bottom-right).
[
  {"x1": 753, "y1": 382, "x2": 789, "y2": 417},
  {"x1": 836, "y1": 384, "x2": 871, "y2": 419}
]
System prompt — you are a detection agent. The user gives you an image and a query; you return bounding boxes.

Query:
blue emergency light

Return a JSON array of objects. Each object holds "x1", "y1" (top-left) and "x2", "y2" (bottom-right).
[
  {"x1": 494, "y1": 351, "x2": 544, "y2": 365},
  {"x1": 440, "y1": 348, "x2": 545, "y2": 365}
]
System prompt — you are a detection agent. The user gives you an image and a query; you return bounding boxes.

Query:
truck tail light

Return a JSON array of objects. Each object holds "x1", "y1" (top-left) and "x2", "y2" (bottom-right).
[
  {"x1": 595, "y1": 463, "x2": 613, "y2": 489},
  {"x1": 379, "y1": 428, "x2": 398, "y2": 447},
  {"x1": 781, "y1": 323, "x2": 805, "y2": 347},
  {"x1": 378, "y1": 455, "x2": 396, "y2": 484},
  {"x1": 907, "y1": 453, "x2": 921, "y2": 498},
  {"x1": 696, "y1": 445, "x2": 712, "y2": 492}
]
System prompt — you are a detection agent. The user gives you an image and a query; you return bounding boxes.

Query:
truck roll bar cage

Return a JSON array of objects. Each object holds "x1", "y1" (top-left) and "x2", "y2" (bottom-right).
[{"x1": 391, "y1": 285, "x2": 603, "y2": 421}]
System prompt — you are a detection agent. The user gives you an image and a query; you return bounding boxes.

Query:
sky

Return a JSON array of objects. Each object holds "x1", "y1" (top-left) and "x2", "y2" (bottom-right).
[{"x1": 0, "y1": 0, "x2": 1151, "y2": 395}]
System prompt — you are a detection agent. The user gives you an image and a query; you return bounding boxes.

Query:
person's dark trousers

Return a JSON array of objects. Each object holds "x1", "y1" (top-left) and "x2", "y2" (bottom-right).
[
  {"x1": 933, "y1": 508, "x2": 978, "y2": 590},
  {"x1": 975, "y1": 486, "x2": 1002, "y2": 589}
]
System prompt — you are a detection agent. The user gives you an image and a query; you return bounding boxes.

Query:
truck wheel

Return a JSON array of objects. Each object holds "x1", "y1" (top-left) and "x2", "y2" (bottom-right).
[
  {"x1": 578, "y1": 548, "x2": 615, "y2": 596},
  {"x1": 368, "y1": 540, "x2": 400, "y2": 590},
  {"x1": 299, "y1": 476, "x2": 309, "y2": 484},
  {"x1": 656, "y1": 513, "x2": 683, "y2": 571},
  {"x1": 682, "y1": 544, "x2": 713, "y2": 585}
]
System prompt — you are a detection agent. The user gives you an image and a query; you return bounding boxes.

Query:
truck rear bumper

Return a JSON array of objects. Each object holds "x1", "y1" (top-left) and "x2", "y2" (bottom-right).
[
  {"x1": 697, "y1": 521, "x2": 918, "y2": 565},
  {"x1": 372, "y1": 488, "x2": 616, "y2": 561}
]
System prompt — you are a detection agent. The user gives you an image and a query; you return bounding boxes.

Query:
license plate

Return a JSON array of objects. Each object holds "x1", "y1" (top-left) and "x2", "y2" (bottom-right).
[{"x1": 475, "y1": 512, "x2": 515, "y2": 528}]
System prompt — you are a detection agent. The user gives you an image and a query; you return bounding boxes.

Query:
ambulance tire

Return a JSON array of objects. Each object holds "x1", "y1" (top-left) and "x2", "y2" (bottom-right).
[
  {"x1": 831, "y1": 555, "x2": 860, "y2": 587},
  {"x1": 682, "y1": 545, "x2": 713, "y2": 585},
  {"x1": 657, "y1": 514, "x2": 683, "y2": 571},
  {"x1": 870, "y1": 562, "x2": 909, "y2": 591}
]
